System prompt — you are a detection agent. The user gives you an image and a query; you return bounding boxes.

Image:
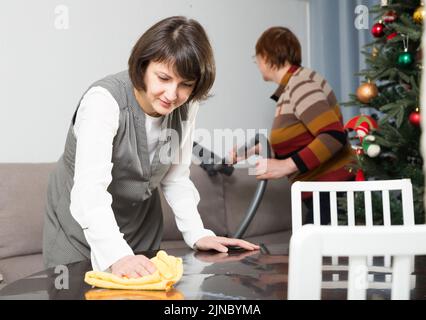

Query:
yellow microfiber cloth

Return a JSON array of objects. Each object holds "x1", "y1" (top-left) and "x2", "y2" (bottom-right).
[
  {"x1": 85, "y1": 288, "x2": 184, "y2": 300},
  {"x1": 84, "y1": 250, "x2": 183, "y2": 292}
]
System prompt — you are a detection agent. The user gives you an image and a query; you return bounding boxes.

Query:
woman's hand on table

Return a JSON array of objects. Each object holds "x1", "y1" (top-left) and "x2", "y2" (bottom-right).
[
  {"x1": 194, "y1": 236, "x2": 260, "y2": 253},
  {"x1": 111, "y1": 254, "x2": 157, "y2": 279},
  {"x1": 194, "y1": 249, "x2": 259, "y2": 263}
]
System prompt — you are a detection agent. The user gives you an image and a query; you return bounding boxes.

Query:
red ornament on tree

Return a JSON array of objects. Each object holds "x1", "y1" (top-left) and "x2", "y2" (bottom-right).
[
  {"x1": 355, "y1": 169, "x2": 366, "y2": 181},
  {"x1": 383, "y1": 10, "x2": 397, "y2": 23},
  {"x1": 345, "y1": 114, "x2": 379, "y2": 140},
  {"x1": 355, "y1": 122, "x2": 370, "y2": 140},
  {"x1": 371, "y1": 22, "x2": 385, "y2": 37},
  {"x1": 409, "y1": 110, "x2": 421, "y2": 126},
  {"x1": 386, "y1": 32, "x2": 398, "y2": 41},
  {"x1": 356, "y1": 148, "x2": 364, "y2": 156}
]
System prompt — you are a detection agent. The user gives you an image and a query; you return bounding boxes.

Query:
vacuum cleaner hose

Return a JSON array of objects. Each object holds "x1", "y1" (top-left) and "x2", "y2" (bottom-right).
[{"x1": 233, "y1": 133, "x2": 271, "y2": 239}]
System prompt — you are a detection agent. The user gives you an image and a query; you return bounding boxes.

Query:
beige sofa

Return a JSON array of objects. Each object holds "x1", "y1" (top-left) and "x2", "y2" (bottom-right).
[{"x1": 0, "y1": 163, "x2": 292, "y2": 288}]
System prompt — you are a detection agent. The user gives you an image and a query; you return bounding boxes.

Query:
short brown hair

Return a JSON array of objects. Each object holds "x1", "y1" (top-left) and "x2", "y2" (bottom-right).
[
  {"x1": 128, "y1": 16, "x2": 216, "y2": 102},
  {"x1": 255, "y1": 27, "x2": 302, "y2": 68}
]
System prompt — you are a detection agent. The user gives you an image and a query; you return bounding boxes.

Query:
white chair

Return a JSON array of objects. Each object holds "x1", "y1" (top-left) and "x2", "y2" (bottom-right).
[
  {"x1": 291, "y1": 179, "x2": 415, "y2": 230},
  {"x1": 288, "y1": 224, "x2": 426, "y2": 300},
  {"x1": 291, "y1": 179, "x2": 415, "y2": 281}
]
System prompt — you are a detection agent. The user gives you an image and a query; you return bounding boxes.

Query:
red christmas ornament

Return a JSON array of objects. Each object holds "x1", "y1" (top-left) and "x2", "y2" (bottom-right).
[
  {"x1": 355, "y1": 169, "x2": 366, "y2": 181},
  {"x1": 409, "y1": 110, "x2": 421, "y2": 126},
  {"x1": 356, "y1": 148, "x2": 364, "y2": 156},
  {"x1": 383, "y1": 10, "x2": 397, "y2": 23},
  {"x1": 344, "y1": 115, "x2": 379, "y2": 140},
  {"x1": 386, "y1": 32, "x2": 398, "y2": 41},
  {"x1": 355, "y1": 122, "x2": 370, "y2": 140},
  {"x1": 371, "y1": 22, "x2": 385, "y2": 37}
]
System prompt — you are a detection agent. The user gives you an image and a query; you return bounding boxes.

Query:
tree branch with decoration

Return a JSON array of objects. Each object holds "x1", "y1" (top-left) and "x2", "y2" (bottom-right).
[{"x1": 342, "y1": 0, "x2": 424, "y2": 224}]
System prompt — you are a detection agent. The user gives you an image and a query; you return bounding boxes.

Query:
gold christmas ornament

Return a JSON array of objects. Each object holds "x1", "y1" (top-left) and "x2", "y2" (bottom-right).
[
  {"x1": 356, "y1": 82, "x2": 379, "y2": 104},
  {"x1": 372, "y1": 47, "x2": 379, "y2": 58},
  {"x1": 413, "y1": 5, "x2": 425, "y2": 24}
]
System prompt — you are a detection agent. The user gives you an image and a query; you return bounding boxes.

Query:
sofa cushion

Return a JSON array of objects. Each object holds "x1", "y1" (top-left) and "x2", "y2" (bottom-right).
[
  {"x1": 0, "y1": 253, "x2": 44, "y2": 285},
  {"x1": 0, "y1": 162, "x2": 227, "y2": 259},
  {"x1": 160, "y1": 164, "x2": 227, "y2": 241},
  {"x1": 223, "y1": 168, "x2": 292, "y2": 238},
  {"x1": 0, "y1": 163, "x2": 55, "y2": 260}
]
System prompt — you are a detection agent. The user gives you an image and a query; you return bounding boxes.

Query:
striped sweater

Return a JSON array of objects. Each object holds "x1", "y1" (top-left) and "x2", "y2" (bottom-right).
[{"x1": 270, "y1": 66, "x2": 356, "y2": 183}]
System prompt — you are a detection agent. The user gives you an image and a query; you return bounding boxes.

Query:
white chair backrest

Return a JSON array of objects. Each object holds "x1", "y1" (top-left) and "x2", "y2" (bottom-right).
[
  {"x1": 288, "y1": 224, "x2": 426, "y2": 300},
  {"x1": 291, "y1": 179, "x2": 415, "y2": 230}
]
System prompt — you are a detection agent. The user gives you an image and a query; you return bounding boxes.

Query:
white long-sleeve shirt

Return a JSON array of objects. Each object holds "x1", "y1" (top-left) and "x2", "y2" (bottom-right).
[{"x1": 70, "y1": 86, "x2": 215, "y2": 271}]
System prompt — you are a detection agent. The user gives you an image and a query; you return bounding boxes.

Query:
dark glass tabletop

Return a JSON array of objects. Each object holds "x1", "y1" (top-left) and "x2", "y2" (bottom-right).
[
  {"x1": 0, "y1": 243, "x2": 289, "y2": 300},
  {"x1": 1, "y1": 243, "x2": 426, "y2": 300}
]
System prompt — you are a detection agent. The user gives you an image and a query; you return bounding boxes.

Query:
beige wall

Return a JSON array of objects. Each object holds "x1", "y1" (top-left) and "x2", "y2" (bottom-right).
[{"x1": 0, "y1": 0, "x2": 309, "y2": 162}]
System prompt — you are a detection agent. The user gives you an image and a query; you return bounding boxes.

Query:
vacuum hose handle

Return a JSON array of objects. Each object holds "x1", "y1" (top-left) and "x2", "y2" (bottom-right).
[{"x1": 192, "y1": 133, "x2": 272, "y2": 239}]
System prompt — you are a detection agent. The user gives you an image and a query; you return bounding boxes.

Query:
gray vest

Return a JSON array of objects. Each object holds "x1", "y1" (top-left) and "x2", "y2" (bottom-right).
[{"x1": 43, "y1": 70, "x2": 189, "y2": 268}]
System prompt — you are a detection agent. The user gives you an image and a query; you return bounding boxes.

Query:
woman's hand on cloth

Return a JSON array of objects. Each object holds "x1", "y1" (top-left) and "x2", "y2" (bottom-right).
[
  {"x1": 194, "y1": 236, "x2": 260, "y2": 252},
  {"x1": 255, "y1": 158, "x2": 298, "y2": 180},
  {"x1": 111, "y1": 254, "x2": 157, "y2": 279}
]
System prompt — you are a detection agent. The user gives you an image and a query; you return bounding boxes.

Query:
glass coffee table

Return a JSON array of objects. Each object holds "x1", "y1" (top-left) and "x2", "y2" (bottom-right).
[{"x1": 1, "y1": 243, "x2": 426, "y2": 300}]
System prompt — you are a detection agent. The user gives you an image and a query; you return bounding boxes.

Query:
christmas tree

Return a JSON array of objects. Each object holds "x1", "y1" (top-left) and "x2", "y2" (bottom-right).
[{"x1": 343, "y1": 0, "x2": 424, "y2": 224}]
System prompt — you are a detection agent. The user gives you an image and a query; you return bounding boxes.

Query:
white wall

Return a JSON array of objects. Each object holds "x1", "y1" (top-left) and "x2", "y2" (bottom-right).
[{"x1": 0, "y1": 0, "x2": 309, "y2": 162}]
